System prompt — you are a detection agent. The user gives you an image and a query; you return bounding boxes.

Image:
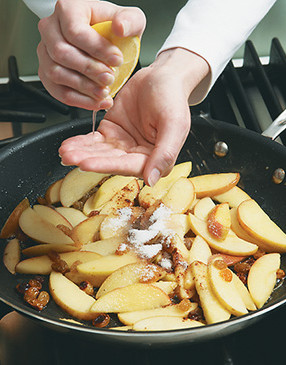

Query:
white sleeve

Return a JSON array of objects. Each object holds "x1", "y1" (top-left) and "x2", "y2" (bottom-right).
[
  {"x1": 158, "y1": 0, "x2": 276, "y2": 105},
  {"x1": 22, "y1": 0, "x2": 57, "y2": 18}
]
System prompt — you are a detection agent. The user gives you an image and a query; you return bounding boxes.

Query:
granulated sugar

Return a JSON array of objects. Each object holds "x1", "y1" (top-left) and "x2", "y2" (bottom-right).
[{"x1": 102, "y1": 207, "x2": 132, "y2": 234}]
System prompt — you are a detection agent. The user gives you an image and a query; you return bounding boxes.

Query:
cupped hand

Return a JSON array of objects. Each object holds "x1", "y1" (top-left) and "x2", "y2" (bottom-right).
[
  {"x1": 37, "y1": 0, "x2": 146, "y2": 110},
  {"x1": 59, "y1": 49, "x2": 210, "y2": 185}
]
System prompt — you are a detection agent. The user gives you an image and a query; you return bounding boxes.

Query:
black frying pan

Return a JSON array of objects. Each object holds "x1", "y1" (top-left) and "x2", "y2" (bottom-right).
[{"x1": 0, "y1": 114, "x2": 286, "y2": 346}]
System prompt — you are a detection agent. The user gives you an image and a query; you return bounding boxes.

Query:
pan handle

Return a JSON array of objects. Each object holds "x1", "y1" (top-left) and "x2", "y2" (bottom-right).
[{"x1": 261, "y1": 110, "x2": 286, "y2": 140}]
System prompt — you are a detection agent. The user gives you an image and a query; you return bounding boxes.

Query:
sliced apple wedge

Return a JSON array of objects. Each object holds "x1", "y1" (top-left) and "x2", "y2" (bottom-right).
[
  {"x1": 96, "y1": 262, "x2": 165, "y2": 299},
  {"x1": 55, "y1": 207, "x2": 87, "y2": 227},
  {"x1": 232, "y1": 272, "x2": 256, "y2": 311},
  {"x1": 151, "y1": 281, "x2": 177, "y2": 295},
  {"x1": 22, "y1": 243, "x2": 78, "y2": 257},
  {"x1": 207, "y1": 203, "x2": 231, "y2": 241},
  {"x1": 71, "y1": 214, "x2": 106, "y2": 246},
  {"x1": 212, "y1": 253, "x2": 246, "y2": 267},
  {"x1": 247, "y1": 253, "x2": 280, "y2": 309},
  {"x1": 190, "y1": 261, "x2": 231, "y2": 324},
  {"x1": 77, "y1": 252, "x2": 139, "y2": 286},
  {"x1": 161, "y1": 177, "x2": 195, "y2": 213},
  {"x1": 213, "y1": 186, "x2": 251, "y2": 208},
  {"x1": 118, "y1": 300, "x2": 197, "y2": 326},
  {"x1": 207, "y1": 256, "x2": 248, "y2": 316},
  {"x1": 165, "y1": 213, "x2": 191, "y2": 239},
  {"x1": 33, "y1": 205, "x2": 73, "y2": 229},
  {"x1": 188, "y1": 213, "x2": 258, "y2": 256},
  {"x1": 3, "y1": 238, "x2": 21, "y2": 274},
  {"x1": 189, "y1": 173, "x2": 240, "y2": 198},
  {"x1": 171, "y1": 234, "x2": 190, "y2": 262},
  {"x1": 237, "y1": 199, "x2": 286, "y2": 253},
  {"x1": 132, "y1": 316, "x2": 204, "y2": 331},
  {"x1": 49, "y1": 271, "x2": 96, "y2": 320},
  {"x1": 45, "y1": 178, "x2": 63, "y2": 205},
  {"x1": 230, "y1": 208, "x2": 264, "y2": 247},
  {"x1": 193, "y1": 197, "x2": 215, "y2": 221},
  {"x1": 81, "y1": 236, "x2": 124, "y2": 256},
  {"x1": 0, "y1": 198, "x2": 30, "y2": 238},
  {"x1": 19, "y1": 207, "x2": 74, "y2": 244},
  {"x1": 60, "y1": 167, "x2": 109, "y2": 207},
  {"x1": 16, "y1": 251, "x2": 101, "y2": 275},
  {"x1": 138, "y1": 161, "x2": 192, "y2": 209},
  {"x1": 188, "y1": 235, "x2": 212, "y2": 265},
  {"x1": 91, "y1": 175, "x2": 136, "y2": 210},
  {"x1": 90, "y1": 283, "x2": 171, "y2": 313}
]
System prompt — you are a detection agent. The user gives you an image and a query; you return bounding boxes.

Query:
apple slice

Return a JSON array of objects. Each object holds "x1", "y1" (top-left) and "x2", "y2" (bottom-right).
[
  {"x1": 138, "y1": 161, "x2": 192, "y2": 209},
  {"x1": 71, "y1": 214, "x2": 106, "y2": 246},
  {"x1": 232, "y1": 272, "x2": 256, "y2": 311},
  {"x1": 45, "y1": 178, "x2": 63, "y2": 205},
  {"x1": 33, "y1": 205, "x2": 73, "y2": 229},
  {"x1": 188, "y1": 213, "x2": 258, "y2": 256},
  {"x1": 161, "y1": 177, "x2": 195, "y2": 213},
  {"x1": 77, "y1": 252, "x2": 139, "y2": 286},
  {"x1": 212, "y1": 253, "x2": 246, "y2": 267},
  {"x1": 193, "y1": 197, "x2": 216, "y2": 220},
  {"x1": 207, "y1": 256, "x2": 248, "y2": 316},
  {"x1": 96, "y1": 262, "x2": 165, "y2": 299},
  {"x1": 49, "y1": 271, "x2": 97, "y2": 320},
  {"x1": 151, "y1": 281, "x2": 177, "y2": 295},
  {"x1": 207, "y1": 203, "x2": 231, "y2": 241},
  {"x1": 132, "y1": 316, "x2": 204, "y2": 331},
  {"x1": 55, "y1": 207, "x2": 87, "y2": 227},
  {"x1": 237, "y1": 199, "x2": 286, "y2": 253},
  {"x1": 189, "y1": 173, "x2": 240, "y2": 198},
  {"x1": 90, "y1": 283, "x2": 171, "y2": 313},
  {"x1": 81, "y1": 236, "x2": 124, "y2": 256},
  {"x1": 189, "y1": 235, "x2": 212, "y2": 265},
  {"x1": 230, "y1": 208, "x2": 264, "y2": 247},
  {"x1": 171, "y1": 234, "x2": 190, "y2": 262},
  {"x1": 22, "y1": 243, "x2": 78, "y2": 257},
  {"x1": 213, "y1": 186, "x2": 251, "y2": 208},
  {"x1": 247, "y1": 253, "x2": 280, "y2": 309},
  {"x1": 16, "y1": 251, "x2": 101, "y2": 275},
  {"x1": 190, "y1": 261, "x2": 231, "y2": 324},
  {"x1": 3, "y1": 238, "x2": 21, "y2": 274},
  {"x1": 19, "y1": 207, "x2": 74, "y2": 244},
  {"x1": 118, "y1": 300, "x2": 197, "y2": 325},
  {"x1": 165, "y1": 214, "x2": 191, "y2": 239},
  {"x1": 91, "y1": 175, "x2": 136, "y2": 210},
  {"x1": 0, "y1": 198, "x2": 30, "y2": 239},
  {"x1": 60, "y1": 167, "x2": 109, "y2": 207}
]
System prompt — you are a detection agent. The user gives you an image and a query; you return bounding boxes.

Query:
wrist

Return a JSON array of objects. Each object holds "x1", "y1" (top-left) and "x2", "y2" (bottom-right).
[{"x1": 154, "y1": 48, "x2": 210, "y2": 102}]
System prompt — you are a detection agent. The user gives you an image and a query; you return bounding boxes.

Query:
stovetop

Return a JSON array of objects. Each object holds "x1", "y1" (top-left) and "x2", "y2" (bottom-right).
[{"x1": 1, "y1": 39, "x2": 286, "y2": 365}]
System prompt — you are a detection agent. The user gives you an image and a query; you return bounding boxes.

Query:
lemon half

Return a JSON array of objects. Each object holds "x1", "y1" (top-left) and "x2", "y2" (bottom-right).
[{"x1": 92, "y1": 21, "x2": 141, "y2": 97}]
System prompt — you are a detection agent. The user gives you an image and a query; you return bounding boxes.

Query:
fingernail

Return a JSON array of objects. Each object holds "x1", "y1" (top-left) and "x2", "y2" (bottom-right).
[
  {"x1": 94, "y1": 87, "x2": 110, "y2": 98},
  {"x1": 148, "y1": 168, "x2": 161, "y2": 187},
  {"x1": 107, "y1": 54, "x2": 123, "y2": 67},
  {"x1": 121, "y1": 21, "x2": 130, "y2": 36},
  {"x1": 96, "y1": 72, "x2": 115, "y2": 86}
]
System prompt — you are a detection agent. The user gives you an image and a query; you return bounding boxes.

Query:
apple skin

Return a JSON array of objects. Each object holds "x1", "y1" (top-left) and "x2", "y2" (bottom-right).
[
  {"x1": 189, "y1": 173, "x2": 240, "y2": 198},
  {"x1": 3, "y1": 238, "x2": 21, "y2": 274},
  {"x1": 138, "y1": 161, "x2": 192, "y2": 209},
  {"x1": 237, "y1": 199, "x2": 286, "y2": 253},
  {"x1": 49, "y1": 271, "x2": 97, "y2": 320},
  {"x1": 207, "y1": 203, "x2": 231, "y2": 241},
  {"x1": 247, "y1": 253, "x2": 280, "y2": 309},
  {"x1": 90, "y1": 283, "x2": 171, "y2": 313},
  {"x1": 0, "y1": 198, "x2": 30, "y2": 239},
  {"x1": 45, "y1": 178, "x2": 63, "y2": 205},
  {"x1": 60, "y1": 167, "x2": 109, "y2": 207},
  {"x1": 161, "y1": 177, "x2": 195, "y2": 214}
]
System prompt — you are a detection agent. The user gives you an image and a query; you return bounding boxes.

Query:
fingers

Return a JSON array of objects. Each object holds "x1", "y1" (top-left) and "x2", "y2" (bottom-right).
[
  {"x1": 143, "y1": 111, "x2": 191, "y2": 186},
  {"x1": 111, "y1": 7, "x2": 146, "y2": 37},
  {"x1": 79, "y1": 153, "x2": 148, "y2": 177}
]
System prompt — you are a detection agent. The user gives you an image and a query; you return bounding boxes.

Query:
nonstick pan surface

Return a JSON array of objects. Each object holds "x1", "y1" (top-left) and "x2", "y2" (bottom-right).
[{"x1": 0, "y1": 114, "x2": 286, "y2": 346}]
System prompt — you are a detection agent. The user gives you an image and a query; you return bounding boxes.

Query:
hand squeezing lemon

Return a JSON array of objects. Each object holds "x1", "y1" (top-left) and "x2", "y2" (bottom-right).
[{"x1": 92, "y1": 21, "x2": 141, "y2": 98}]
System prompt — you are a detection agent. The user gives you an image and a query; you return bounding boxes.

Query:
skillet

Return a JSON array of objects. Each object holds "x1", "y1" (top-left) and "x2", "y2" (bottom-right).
[{"x1": 0, "y1": 113, "x2": 286, "y2": 347}]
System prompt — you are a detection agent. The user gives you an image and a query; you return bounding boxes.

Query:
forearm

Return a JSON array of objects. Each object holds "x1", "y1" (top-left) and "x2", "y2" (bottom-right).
[{"x1": 158, "y1": 0, "x2": 277, "y2": 104}]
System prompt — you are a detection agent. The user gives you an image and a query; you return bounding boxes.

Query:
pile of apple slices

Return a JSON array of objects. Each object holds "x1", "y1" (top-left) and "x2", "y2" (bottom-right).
[{"x1": 1, "y1": 161, "x2": 285, "y2": 331}]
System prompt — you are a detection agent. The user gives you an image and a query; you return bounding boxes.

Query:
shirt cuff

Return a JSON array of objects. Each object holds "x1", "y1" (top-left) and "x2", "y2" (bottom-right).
[
  {"x1": 158, "y1": 0, "x2": 276, "y2": 105},
  {"x1": 22, "y1": 0, "x2": 57, "y2": 18}
]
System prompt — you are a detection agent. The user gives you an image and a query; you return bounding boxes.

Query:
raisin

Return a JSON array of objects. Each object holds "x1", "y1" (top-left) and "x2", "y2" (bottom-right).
[
  {"x1": 79, "y1": 281, "x2": 94, "y2": 296},
  {"x1": 28, "y1": 279, "x2": 42, "y2": 290},
  {"x1": 213, "y1": 259, "x2": 227, "y2": 270},
  {"x1": 51, "y1": 259, "x2": 69, "y2": 274},
  {"x1": 92, "y1": 314, "x2": 110, "y2": 328}
]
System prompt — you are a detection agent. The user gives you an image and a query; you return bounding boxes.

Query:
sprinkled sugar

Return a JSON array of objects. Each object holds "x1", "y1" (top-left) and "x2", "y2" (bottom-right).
[{"x1": 102, "y1": 207, "x2": 132, "y2": 234}]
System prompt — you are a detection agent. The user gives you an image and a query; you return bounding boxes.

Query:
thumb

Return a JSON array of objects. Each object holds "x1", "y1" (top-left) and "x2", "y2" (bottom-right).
[
  {"x1": 111, "y1": 7, "x2": 146, "y2": 38},
  {"x1": 143, "y1": 113, "x2": 191, "y2": 187}
]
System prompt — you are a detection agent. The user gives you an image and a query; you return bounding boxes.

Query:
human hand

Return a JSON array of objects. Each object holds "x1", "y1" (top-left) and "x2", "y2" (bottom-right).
[
  {"x1": 59, "y1": 48, "x2": 209, "y2": 186},
  {"x1": 37, "y1": 0, "x2": 146, "y2": 110}
]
